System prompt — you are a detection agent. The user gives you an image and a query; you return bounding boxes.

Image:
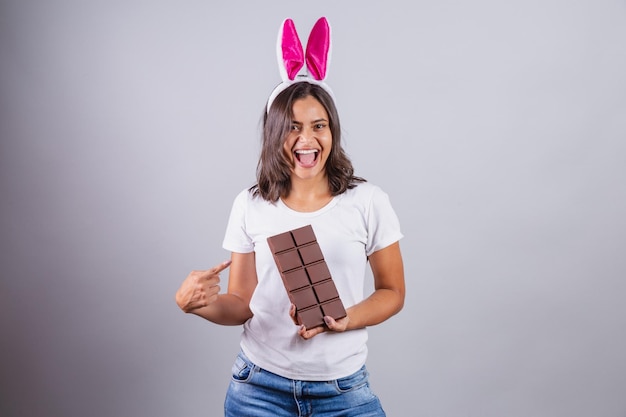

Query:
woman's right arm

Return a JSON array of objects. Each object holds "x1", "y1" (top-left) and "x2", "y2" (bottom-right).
[{"x1": 175, "y1": 252, "x2": 257, "y2": 326}]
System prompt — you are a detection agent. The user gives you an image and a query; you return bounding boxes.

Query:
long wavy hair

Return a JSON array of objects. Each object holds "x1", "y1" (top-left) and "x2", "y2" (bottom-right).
[{"x1": 250, "y1": 82, "x2": 365, "y2": 202}]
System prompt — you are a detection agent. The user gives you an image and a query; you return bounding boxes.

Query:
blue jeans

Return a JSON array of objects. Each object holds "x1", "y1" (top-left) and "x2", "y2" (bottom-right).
[{"x1": 224, "y1": 350, "x2": 386, "y2": 417}]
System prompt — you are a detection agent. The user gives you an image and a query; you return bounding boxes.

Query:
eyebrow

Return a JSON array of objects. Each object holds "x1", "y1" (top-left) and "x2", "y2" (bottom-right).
[{"x1": 291, "y1": 118, "x2": 329, "y2": 125}]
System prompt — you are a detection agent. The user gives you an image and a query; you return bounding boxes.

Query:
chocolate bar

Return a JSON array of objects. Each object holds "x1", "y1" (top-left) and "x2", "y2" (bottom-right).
[{"x1": 267, "y1": 225, "x2": 347, "y2": 329}]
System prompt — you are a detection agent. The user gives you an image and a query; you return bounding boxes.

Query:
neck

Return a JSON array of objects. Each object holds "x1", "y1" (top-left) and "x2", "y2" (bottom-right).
[{"x1": 282, "y1": 177, "x2": 332, "y2": 212}]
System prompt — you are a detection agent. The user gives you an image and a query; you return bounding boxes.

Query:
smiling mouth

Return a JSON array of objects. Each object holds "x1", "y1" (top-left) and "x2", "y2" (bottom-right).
[{"x1": 295, "y1": 149, "x2": 319, "y2": 166}]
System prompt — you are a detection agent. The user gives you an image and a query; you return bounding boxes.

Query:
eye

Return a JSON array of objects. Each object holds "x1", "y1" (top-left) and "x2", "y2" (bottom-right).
[
  {"x1": 290, "y1": 124, "x2": 301, "y2": 132},
  {"x1": 314, "y1": 123, "x2": 327, "y2": 130}
]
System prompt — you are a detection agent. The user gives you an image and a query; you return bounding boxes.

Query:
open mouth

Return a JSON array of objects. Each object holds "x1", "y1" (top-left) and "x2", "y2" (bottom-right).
[{"x1": 295, "y1": 149, "x2": 319, "y2": 167}]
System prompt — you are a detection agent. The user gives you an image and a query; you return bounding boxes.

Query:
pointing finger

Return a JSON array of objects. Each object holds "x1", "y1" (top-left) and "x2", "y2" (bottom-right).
[{"x1": 209, "y1": 259, "x2": 232, "y2": 275}]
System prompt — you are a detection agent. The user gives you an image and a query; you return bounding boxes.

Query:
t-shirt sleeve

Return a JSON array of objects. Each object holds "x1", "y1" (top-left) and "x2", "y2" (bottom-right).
[
  {"x1": 365, "y1": 186, "x2": 404, "y2": 256},
  {"x1": 222, "y1": 189, "x2": 255, "y2": 253}
]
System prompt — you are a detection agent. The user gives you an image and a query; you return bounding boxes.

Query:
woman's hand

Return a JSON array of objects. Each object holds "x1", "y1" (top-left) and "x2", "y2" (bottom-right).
[
  {"x1": 176, "y1": 260, "x2": 231, "y2": 313},
  {"x1": 289, "y1": 304, "x2": 350, "y2": 339}
]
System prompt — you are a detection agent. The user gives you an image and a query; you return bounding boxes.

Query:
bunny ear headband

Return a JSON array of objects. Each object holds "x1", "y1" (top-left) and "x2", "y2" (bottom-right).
[{"x1": 266, "y1": 17, "x2": 334, "y2": 113}]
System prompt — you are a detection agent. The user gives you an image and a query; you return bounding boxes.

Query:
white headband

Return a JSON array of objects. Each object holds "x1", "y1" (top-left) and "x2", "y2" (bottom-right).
[{"x1": 266, "y1": 17, "x2": 335, "y2": 113}]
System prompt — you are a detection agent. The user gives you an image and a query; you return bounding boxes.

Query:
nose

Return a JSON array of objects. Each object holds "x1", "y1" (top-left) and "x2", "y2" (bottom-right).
[{"x1": 297, "y1": 126, "x2": 314, "y2": 143}]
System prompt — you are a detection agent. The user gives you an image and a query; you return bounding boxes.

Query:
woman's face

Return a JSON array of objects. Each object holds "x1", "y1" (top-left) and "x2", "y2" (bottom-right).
[{"x1": 283, "y1": 95, "x2": 332, "y2": 183}]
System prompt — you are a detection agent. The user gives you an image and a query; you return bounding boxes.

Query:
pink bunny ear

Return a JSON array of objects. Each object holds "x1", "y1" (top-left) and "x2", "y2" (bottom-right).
[
  {"x1": 267, "y1": 17, "x2": 336, "y2": 113},
  {"x1": 279, "y1": 19, "x2": 305, "y2": 81},
  {"x1": 305, "y1": 17, "x2": 331, "y2": 80}
]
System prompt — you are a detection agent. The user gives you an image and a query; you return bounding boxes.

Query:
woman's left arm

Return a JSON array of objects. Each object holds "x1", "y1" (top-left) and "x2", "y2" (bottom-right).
[
  {"x1": 343, "y1": 241, "x2": 405, "y2": 329},
  {"x1": 298, "y1": 241, "x2": 405, "y2": 338}
]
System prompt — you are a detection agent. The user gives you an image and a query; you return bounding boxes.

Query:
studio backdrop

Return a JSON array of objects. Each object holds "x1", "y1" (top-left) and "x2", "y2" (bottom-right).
[{"x1": 1, "y1": 1, "x2": 625, "y2": 416}]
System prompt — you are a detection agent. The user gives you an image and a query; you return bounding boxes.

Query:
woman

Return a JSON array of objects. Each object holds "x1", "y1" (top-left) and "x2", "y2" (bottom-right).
[{"x1": 176, "y1": 81, "x2": 405, "y2": 416}]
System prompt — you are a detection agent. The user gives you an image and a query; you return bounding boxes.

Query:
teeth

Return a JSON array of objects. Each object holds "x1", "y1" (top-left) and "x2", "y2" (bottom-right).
[{"x1": 295, "y1": 149, "x2": 317, "y2": 154}]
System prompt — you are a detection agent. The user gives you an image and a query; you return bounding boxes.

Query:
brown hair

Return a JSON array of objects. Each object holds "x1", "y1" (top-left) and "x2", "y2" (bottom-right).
[{"x1": 250, "y1": 82, "x2": 365, "y2": 202}]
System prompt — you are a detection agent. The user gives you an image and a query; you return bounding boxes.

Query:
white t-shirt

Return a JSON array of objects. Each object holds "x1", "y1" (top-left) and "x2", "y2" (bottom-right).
[{"x1": 222, "y1": 182, "x2": 403, "y2": 380}]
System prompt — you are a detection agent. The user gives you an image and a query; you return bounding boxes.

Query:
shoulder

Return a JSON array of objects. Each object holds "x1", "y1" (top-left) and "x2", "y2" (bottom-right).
[
  {"x1": 343, "y1": 182, "x2": 388, "y2": 202},
  {"x1": 227, "y1": 188, "x2": 253, "y2": 213},
  {"x1": 235, "y1": 187, "x2": 253, "y2": 201},
  {"x1": 342, "y1": 182, "x2": 400, "y2": 221},
  {"x1": 233, "y1": 187, "x2": 269, "y2": 203},
  {"x1": 230, "y1": 188, "x2": 250, "y2": 206},
  {"x1": 230, "y1": 187, "x2": 278, "y2": 212}
]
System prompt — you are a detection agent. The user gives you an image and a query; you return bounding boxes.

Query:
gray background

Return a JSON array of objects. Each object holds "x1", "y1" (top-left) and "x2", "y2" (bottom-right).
[{"x1": 1, "y1": 1, "x2": 625, "y2": 416}]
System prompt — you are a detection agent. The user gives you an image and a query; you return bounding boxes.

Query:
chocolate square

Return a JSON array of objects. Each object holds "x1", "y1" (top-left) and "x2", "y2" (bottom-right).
[
  {"x1": 291, "y1": 287, "x2": 318, "y2": 309},
  {"x1": 298, "y1": 306, "x2": 325, "y2": 329},
  {"x1": 313, "y1": 280, "x2": 339, "y2": 303},
  {"x1": 275, "y1": 250, "x2": 302, "y2": 272},
  {"x1": 283, "y1": 268, "x2": 310, "y2": 291},
  {"x1": 305, "y1": 262, "x2": 331, "y2": 284}
]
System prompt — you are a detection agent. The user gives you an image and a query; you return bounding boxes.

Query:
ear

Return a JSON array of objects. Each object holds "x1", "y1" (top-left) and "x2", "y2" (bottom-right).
[
  {"x1": 277, "y1": 18, "x2": 305, "y2": 81},
  {"x1": 305, "y1": 17, "x2": 331, "y2": 81}
]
